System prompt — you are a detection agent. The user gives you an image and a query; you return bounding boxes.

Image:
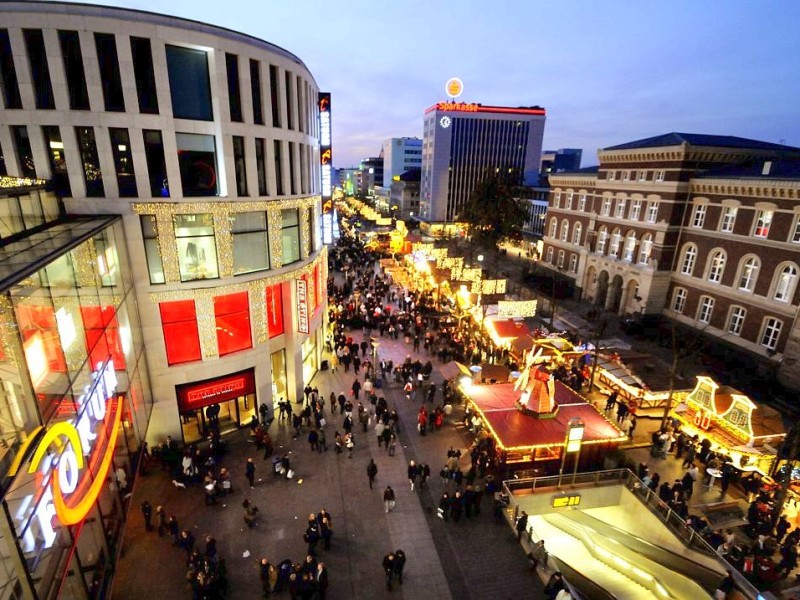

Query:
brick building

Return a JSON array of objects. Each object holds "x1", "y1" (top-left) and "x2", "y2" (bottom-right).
[{"x1": 541, "y1": 133, "x2": 800, "y2": 387}]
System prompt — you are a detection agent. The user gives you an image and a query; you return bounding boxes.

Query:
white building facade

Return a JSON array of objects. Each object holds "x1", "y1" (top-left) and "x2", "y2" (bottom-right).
[
  {"x1": 0, "y1": 2, "x2": 327, "y2": 450},
  {"x1": 382, "y1": 136, "x2": 422, "y2": 187}
]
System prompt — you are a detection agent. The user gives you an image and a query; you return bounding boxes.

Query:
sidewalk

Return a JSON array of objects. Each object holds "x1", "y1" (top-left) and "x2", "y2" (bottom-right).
[{"x1": 114, "y1": 326, "x2": 542, "y2": 599}]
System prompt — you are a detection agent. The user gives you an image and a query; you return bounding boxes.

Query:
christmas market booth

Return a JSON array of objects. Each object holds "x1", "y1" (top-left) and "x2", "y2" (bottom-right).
[
  {"x1": 670, "y1": 376, "x2": 786, "y2": 475},
  {"x1": 458, "y1": 361, "x2": 626, "y2": 471}
]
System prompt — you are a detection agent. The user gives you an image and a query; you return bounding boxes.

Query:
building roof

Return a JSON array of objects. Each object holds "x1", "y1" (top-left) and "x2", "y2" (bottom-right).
[
  {"x1": 464, "y1": 381, "x2": 624, "y2": 450},
  {"x1": 549, "y1": 166, "x2": 599, "y2": 176},
  {"x1": 398, "y1": 169, "x2": 421, "y2": 182},
  {"x1": 695, "y1": 158, "x2": 800, "y2": 180},
  {"x1": 488, "y1": 319, "x2": 531, "y2": 340},
  {"x1": 604, "y1": 132, "x2": 800, "y2": 153},
  {"x1": 0, "y1": 216, "x2": 120, "y2": 292}
]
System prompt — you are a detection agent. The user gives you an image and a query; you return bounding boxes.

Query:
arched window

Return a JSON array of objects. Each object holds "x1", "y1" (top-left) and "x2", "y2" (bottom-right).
[
  {"x1": 680, "y1": 244, "x2": 697, "y2": 276},
  {"x1": 609, "y1": 228, "x2": 622, "y2": 258},
  {"x1": 638, "y1": 233, "x2": 653, "y2": 265},
  {"x1": 707, "y1": 250, "x2": 726, "y2": 284},
  {"x1": 549, "y1": 217, "x2": 558, "y2": 238},
  {"x1": 737, "y1": 256, "x2": 760, "y2": 292},
  {"x1": 560, "y1": 220, "x2": 569, "y2": 242},
  {"x1": 774, "y1": 264, "x2": 799, "y2": 302},
  {"x1": 596, "y1": 226, "x2": 608, "y2": 254},
  {"x1": 572, "y1": 222, "x2": 582, "y2": 245},
  {"x1": 557, "y1": 250, "x2": 565, "y2": 269},
  {"x1": 623, "y1": 231, "x2": 636, "y2": 262},
  {"x1": 545, "y1": 246, "x2": 554, "y2": 264}
]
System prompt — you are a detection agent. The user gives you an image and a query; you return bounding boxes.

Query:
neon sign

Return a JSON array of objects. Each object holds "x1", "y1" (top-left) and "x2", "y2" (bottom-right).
[
  {"x1": 319, "y1": 92, "x2": 333, "y2": 207},
  {"x1": 9, "y1": 361, "x2": 121, "y2": 549},
  {"x1": 437, "y1": 101, "x2": 479, "y2": 112}
]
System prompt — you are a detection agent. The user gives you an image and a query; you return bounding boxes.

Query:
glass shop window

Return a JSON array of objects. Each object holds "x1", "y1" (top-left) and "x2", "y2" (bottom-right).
[
  {"x1": 110, "y1": 128, "x2": 137, "y2": 197},
  {"x1": 42, "y1": 125, "x2": 71, "y2": 197},
  {"x1": 140, "y1": 215, "x2": 165, "y2": 284},
  {"x1": 75, "y1": 126, "x2": 105, "y2": 197},
  {"x1": 281, "y1": 208, "x2": 301, "y2": 265},
  {"x1": 174, "y1": 213, "x2": 219, "y2": 281},
  {"x1": 11, "y1": 126, "x2": 36, "y2": 178},
  {"x1": 232, "y1": 211, "x2": 269, "y2": 275}
]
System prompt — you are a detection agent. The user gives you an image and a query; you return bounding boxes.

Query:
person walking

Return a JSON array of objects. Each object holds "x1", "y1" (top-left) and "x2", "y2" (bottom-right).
[
  {"x1": 246, "y1": 457, "x2": 256, "y2": 489},
  {"x1": 382, "y1": 552, "x2": 396, "y2": 591},
  {"x1": 141, "y1": 500, "x2": 153, "y2": 531},
  {"x1": 408, "y1": 460, "x2": 418, "y2": 491},
  {"x1": 384, "y1": 485, "x2": 396, "y2": 513},
  {"x1": 367, "y1": 459, "x2": 378, "y2": 489},
  {"x1": 393, "y1": 549, "x2": 406, "y2": 585},
  {"x1": 156, "y1": 505, "x2": 167, "y2": 537},
  {"x1": 259, "y1": 557, "x2": 273, "y2": 598}
]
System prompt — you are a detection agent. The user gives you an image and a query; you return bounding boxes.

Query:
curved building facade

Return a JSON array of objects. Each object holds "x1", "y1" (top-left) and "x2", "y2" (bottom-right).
[{"x1": 0, "y1": 3, "x2": 326, "y2": 597}]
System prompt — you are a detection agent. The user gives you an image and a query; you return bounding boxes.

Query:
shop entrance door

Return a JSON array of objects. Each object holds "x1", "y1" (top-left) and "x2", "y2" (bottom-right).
[{"x1": 180, "y1": 393, "x2": 258, "y2": 444}]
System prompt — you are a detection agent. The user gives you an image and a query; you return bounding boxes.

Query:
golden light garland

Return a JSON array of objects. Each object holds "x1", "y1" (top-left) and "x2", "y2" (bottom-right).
[
  {"x1": 439, "y1": 256, "x2": 462, "y2": 270},
  {"x1": 0, "y1": 176, "x2": 46, "y2": 189},
  {"x1": 195, "y1": 296, "x2": 217, "y2": 359},
  {"x1": 428, "y1": 248, "x2": 448, "y2": 259},
  {"x1": 268, "y1": 206, "x2": 284, "y2": 270},
  {"x1": 72, "y1": 239, "x2": 99, "y2": 288},
  {"x1": 459, "y1": 268, "x2": 482, "y2": 282},
  {"x1": 250, "y1": 287, "x2": 268, "y2": 344},
  {"x1": 301, "y1": 206, "x2": 312, "y2": 259},
  {"x1": 133, "y1": 197, "x2": 320, "y2": 282},
  {"x1": 213, "y1": 213, "x2": 234, "y2": 277},
  {"x1": 498, "y1": 300, "x2": 538, "y2": 318},
  {"x1": 0, "y1": 295, "x2": 20, "y2": 367},
  {"x1": 411, "y1": 242, "x2": 434, "y2": 254}
]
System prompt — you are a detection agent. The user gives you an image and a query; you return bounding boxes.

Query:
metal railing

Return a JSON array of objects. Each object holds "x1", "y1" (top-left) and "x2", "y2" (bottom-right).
[{"x1": 502, "y1": 468, "x2": 764, "y2": 600}]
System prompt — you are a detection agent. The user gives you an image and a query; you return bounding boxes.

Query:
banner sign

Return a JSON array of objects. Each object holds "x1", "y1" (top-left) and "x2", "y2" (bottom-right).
[
  {"x1": 176, "y1": 368, "x2": 256, "y2": 412},
  {"x1": 498, "y1": 300, "x2": 538, "y2": 318},
  {"x1": 296, "y1": 278, "x2": 309, "y2": 334}
]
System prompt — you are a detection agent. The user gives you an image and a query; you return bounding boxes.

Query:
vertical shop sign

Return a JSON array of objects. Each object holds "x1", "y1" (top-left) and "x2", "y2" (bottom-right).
[
  {"x1": 319, "y1": 92, "x2": 333, "y2": 244},
  {"x1": 296, "y1": 278, "x2": 309, "y2": 334}
]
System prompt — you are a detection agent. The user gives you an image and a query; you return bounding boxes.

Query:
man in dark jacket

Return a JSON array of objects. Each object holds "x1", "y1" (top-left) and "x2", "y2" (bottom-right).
[
  {"x1": 516, "y1": 511, "x2": 529, "y2": 541},
  {"x1": 382, "y1": 552, "x2": 395, "y2": 590},
  {"x1": 367, "y1": 459, "x2": 378, "y2": 489},
  {"x1": 259, "y1": 557, "x2": 272, "y2": 597},
  {"x1": 393, "y1": 549, "x2": 406, "y2": 585}
]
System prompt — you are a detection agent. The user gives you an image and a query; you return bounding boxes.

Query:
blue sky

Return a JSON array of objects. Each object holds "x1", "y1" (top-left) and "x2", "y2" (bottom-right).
[{"x1": 59, "y1": 0, "x2": 800, "y2": 168}]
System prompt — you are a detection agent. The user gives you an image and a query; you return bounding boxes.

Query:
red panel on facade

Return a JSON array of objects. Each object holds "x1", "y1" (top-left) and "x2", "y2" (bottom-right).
[
  {"x1": 81, "y1": 306, "x2": 126, "y2": 370},
  {"x1": 176, "y1": 368, "x2": 256, "y2": 412},
  {"x1": 16, "y1": 304, "x2": 67, "y2": 373},
  {"x1": 266, "y1": 283, "x2": 284, "y2": 338},
  {"x1": 214, "y1": 292, "x2": 252, "y2": 356},
  {"x1": 159, "y1": 300, "x2": 201, "y2": 365}
]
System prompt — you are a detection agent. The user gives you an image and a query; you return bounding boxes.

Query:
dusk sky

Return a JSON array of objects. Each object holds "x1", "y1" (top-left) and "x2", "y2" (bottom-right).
[{"x1": 60, "y1": 0, "x2": 800, "y2": 168}]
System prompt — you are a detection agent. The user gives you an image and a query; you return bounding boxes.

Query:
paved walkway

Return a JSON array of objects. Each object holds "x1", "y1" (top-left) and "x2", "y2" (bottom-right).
[{"x1": 114, "y1": 322, "x2": 541, "y2": 599}]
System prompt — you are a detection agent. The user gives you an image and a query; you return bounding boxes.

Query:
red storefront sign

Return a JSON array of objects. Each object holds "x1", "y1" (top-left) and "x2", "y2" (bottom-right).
[
  {"x1": 296, "y1": 278, "x2": 309, "y2": 334},
  {"x1": 176, "y1": 369, "x2": 256, "y2": 412}
]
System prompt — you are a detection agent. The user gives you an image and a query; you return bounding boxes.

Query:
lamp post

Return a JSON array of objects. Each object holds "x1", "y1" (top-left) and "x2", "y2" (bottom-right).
[{"x1": 558, "y1": 417, "x2": 585, "y2": 488}]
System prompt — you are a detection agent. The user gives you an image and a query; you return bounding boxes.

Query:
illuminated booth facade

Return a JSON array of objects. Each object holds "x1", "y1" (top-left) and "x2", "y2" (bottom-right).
[
  {"x1": 0, "y1": 180, "x2": 151, "y2": 599},
  {"x1": 671, "y1": 376, "x2": 785, "y2": 474}
]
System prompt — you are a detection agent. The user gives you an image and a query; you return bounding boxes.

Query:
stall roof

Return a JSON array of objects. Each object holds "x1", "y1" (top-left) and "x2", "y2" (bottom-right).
[
  {"x1": 463, "y1": 381, "x2": 625, "y2": 450},
  {"x1": 440, "y1": 361, "x2": 472, "y2": 380},
  {"x1": 489, "y1": 319, "x2": 531, "y2": 339}
]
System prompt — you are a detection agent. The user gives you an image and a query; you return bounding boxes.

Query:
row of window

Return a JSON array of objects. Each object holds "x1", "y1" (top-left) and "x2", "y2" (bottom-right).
[
  {"x1": 552, "y1": 192, "x2": 660, "y2": 223},
  {"x1": 606, "y1": 169, "x2": 666, "y2": 183},
  {"x1": 678, "y1": 245, "x2": 798, "y2": 302},
  {"x1": 691, "y1": 204, "x2": 799, "y2": 242},
  {"x1": 1, "y1": 125, "x2": 314, "y2": 199},
  {"x1": 671, "y1": 289, "x2": 783, "y2": 351},
  {"x1": 142, "y1": 206, "x2": 314, "y2": 284},
  {"x1": 548, "y1": 218, "x2": 653, "y2": 265},
  {"x1": 0, "y1": 28, "x2": 315, "y2": 134},
  {"x1": 543, "y1": 246, "x2": 579, "y2": 274}
]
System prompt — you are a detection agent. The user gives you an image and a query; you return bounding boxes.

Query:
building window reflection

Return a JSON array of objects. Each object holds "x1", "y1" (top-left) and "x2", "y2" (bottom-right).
[
  {"x1": 280, "y1": 208, "x2": 300, "y2": 264},
  {"x1": 176, "y1": 133, "x2": 217, "y2": 197}
]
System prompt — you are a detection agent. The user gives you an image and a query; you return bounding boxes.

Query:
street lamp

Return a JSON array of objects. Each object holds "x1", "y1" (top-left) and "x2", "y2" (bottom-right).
[{"x1": 558, "y1": 417, "x2": 585, "y2": 488}]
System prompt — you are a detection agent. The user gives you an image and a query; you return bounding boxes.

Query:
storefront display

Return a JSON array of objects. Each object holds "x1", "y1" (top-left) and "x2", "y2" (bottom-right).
[
  {"x1": 0, "y1": 215, "x2": 151, "y2": 600},
  {"x1": 176, "y1": 369, "x2": 257, "y2": 444}
]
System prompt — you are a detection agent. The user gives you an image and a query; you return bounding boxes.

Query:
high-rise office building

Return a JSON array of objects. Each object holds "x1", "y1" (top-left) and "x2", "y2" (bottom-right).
[
  {"x1": 0, "y1": 3, "x2": 327, "y2": 597},
  {"x1": 382, "y1": 137, "x2": 423, "y2": 187},
  {"x1": 541, "y1": 148, "x2": 583, "y2": 175},
  {"x1": 420, "y1": 101, "x2": 546, "y2": 223}
]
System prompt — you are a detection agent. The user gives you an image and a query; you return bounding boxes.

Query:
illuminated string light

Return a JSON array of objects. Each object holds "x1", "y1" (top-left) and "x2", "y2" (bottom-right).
[{"x1": 498, "y1": 300, "x2": 538, "y2": 318}]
